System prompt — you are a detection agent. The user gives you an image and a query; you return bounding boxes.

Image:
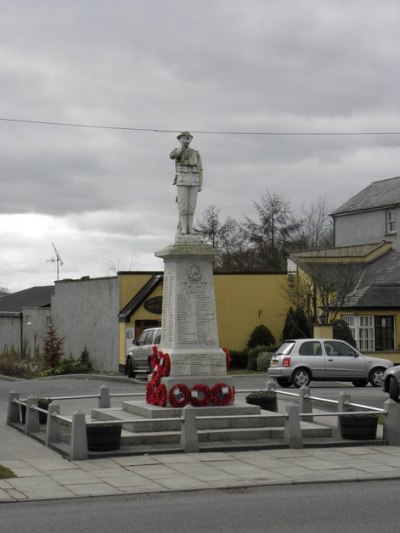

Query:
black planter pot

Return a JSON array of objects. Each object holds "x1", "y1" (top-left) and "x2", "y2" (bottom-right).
[
  {"x1": 86, "y1": 424, "x2": 122, "y2": 451},
  {"x1": 339, "y1": 415, "x2": 378, "y2": 440},
  {"x1": 245, "y1": 394, "x2": 278, "y2": 412}
]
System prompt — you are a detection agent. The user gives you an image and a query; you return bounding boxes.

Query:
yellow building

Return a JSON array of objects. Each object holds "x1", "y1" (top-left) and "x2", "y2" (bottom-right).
[
  {"x1": 118, "y1": 271, "x2": 288, "y2": 368},
  {"x1": 290, "y1": 242, "x2": 400, "y2": 353}
]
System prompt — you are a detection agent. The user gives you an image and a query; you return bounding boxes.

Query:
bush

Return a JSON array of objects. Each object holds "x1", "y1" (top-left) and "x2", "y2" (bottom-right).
[
  {"x1": 39, "y1": 349, "x2": 93, "y2": 377},
  {"x1": 0, "y1": 346, "x2": 34, "y2": 378},
  {"x1": 257, "y1": 351, "x2": 275, "y2": 372},
  {"x1": 229, "y1": 350, "x2": 248, "y2": 369},
  {"x1": 247, "y1": 345, "x2": 270, "y2": 371},
  {"x1": 333, "y1": 320, "x2": 356, "y2": 348},
  {"x1": 247, "y1": 325, "x2": 275, "y2": 349},
  {"x1": 281, "y1": 307, "x2": 311, "y2": 341}
]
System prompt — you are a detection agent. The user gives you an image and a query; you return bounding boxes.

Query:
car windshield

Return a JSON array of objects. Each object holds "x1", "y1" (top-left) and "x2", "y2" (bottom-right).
[{"x1": 275, "y1": 342, "x2": 295, "y2": 356}]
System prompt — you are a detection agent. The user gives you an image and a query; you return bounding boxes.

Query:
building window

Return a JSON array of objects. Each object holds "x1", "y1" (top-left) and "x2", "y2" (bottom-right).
[
  {"x1": 386, "y1": 209, "x2": 396, "y2": 234},
  {"x1": 359, "y1": 316, "x2": 374, "y2": 351},
  {"x1": 24, "y1": 315, "x2": 32, "y2": 326},
  {"x1": 375, "y1": 316, "x2": 395, "y2": 351},
  {"x1": 342, "y1": 315, "x2": 395, "y2": 351}
]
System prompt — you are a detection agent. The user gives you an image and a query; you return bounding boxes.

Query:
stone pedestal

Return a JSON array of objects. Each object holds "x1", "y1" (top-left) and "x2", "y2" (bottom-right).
[{"x1": 153, "y1": 235, "x2": 234, "y2": 406}]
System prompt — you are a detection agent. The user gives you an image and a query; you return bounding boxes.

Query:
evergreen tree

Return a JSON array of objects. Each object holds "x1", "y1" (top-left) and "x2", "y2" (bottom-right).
[
  {"x1": 282, "y1": 307, "x2": 312, "y2": 340},
  {"x1": 43, "y1": 324, "x2": 64, "y2": 369}
]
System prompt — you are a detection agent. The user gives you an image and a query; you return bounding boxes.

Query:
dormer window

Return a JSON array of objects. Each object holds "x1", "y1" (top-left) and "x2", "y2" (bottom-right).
[{"x1": 386, "y1": 209, "x2": 396, "y2": 234}]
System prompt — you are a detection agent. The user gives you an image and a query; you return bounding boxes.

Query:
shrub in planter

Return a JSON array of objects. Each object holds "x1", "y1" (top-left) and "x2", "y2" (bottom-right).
[
  {"x1": 339, "y1": 409, "x2": 378, "y2": 440},
  {"x1": 245, "y1": 390, "x2": 277, "y2": 412}
]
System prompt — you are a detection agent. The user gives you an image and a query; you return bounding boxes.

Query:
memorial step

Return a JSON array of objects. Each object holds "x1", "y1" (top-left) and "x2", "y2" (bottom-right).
[{"x1": 119, "y1": 423, "x2": 332, "y2": 445}]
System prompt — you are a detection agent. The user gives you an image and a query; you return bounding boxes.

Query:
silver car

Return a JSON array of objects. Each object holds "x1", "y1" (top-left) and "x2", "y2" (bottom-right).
[
  {"x1": 268, "y1": 338, "x2": 393, "y2": 388},
  {"x1": 125, "y1": 327, "x2": 161, "y2": 378},
  {"x1": 381, "y1": 365, "x2": 400, "y2": 402}
]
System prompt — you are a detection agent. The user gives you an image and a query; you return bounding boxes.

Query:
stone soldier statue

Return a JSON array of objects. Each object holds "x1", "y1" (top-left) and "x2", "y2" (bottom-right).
[{"x1": 170, "y1": 131, "x2": 203, "y2": 235}]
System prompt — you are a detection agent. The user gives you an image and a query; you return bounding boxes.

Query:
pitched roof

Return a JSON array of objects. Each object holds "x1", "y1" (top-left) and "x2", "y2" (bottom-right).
[
  {"x1": 0, "y1": 286, "x2": 54, "y2": 313},
  {"x1": 342, "y1": 249, "x2": 400, "y2": 308},
  {"x1": 332, "y1": 176, "x2": 400, "y2": 215},
  {"x1": 118, "y1": 275, "x2": 163, "y2": 322}
]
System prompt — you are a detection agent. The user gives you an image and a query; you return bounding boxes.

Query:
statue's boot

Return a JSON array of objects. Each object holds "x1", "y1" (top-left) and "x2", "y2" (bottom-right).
[
  {"x1": 187, "y1": 215, "x2": 194, "y2": 234},
  {"x1": 180, "y1": 215, "x2": 188, "y2": 234}
]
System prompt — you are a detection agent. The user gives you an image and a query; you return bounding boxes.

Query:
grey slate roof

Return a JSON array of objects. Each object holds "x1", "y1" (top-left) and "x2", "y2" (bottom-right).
[
  {"x1": 340, "y1": 249, "x2": 400, "y2": 308},
  {"x1": 332, "y1": 176, "x2": 400, "y2": 215},
  {"x1": 0, "y1": 286, "x2": 54, "y2": 313}
]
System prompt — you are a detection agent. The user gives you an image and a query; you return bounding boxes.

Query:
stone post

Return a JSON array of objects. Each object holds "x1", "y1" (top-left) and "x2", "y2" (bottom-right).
[
  {"x1": 25, "y1": 396, "x2": 40, "y2": 434},
  {"x1": 70, "y1": 410, "x2": 88, "y2": 461},
  {"x1": 383, "y1": 399, "x2": 400, "y2": 445},
  {"x1": 45, "y1": 403, "x2": 61, "y2": 447},
  {"x1": 298, "y1": 386, "x2": 313, "y2": 422},
  {"x1": 98, "y1": 385, "x2": 111, "y2": 408},
  {"x1": 6, "y1": 391, "x2": 20, "y2": 424},
  {"x1": 180, "y1": 405, "x2": 199, "y2": 453},
  {"x1": 284, "y1": 402, "x2": 302, "y2": 448},
  {"x1": 337, "y1": 391, "x2": 351, "y2": 434}
]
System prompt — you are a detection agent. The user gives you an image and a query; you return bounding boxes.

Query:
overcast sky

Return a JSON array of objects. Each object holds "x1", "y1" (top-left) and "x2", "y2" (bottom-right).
[{"x1": 1, "y1": 0, "x2": 400, "y2": 292}]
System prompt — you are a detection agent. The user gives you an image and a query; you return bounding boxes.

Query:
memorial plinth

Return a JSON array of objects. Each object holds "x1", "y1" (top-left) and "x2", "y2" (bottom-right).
[{"x1": 152, "y1": 235, "x2": 234, "y2": 406}]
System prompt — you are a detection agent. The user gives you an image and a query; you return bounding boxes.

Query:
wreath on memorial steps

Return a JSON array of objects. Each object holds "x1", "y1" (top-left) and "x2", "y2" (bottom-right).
[
  {"x1": 158, "y1": 352, "x2": 171, "y2": 377},
  {"x1": 150, "y1": 346, "x2": 171, "y2": 377},
  {"x1": 146, "y1": 373, "x2": 161, "y2": 405},
  {"x1": 150, "y1": 345, "x2": 159, "y2": 370},
  {"x1": 156, "y1": 383, "x2": 167, "y2": 407},
  {"x1": 190, "y1": 384, "x2": 211, "y2": 407},
  {"x1": 169, "y1": 384, "x2": 191, "y2": 408},
  {"x1": 210, "y1": 383, "x2": 235, "y2": 406}
]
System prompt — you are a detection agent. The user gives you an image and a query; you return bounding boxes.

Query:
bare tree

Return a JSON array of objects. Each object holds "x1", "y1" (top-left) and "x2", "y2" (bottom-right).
[
  {"x1": 282, "y1": 259, "x2": 361, "y2": 327},
  {"x1": 291, "y1": 197, "x2": 334, "y2": 251},
  {"x1": 103, "y1": 255, "x2": 138, "y2": 276},
  {"x1": 0, "y1": 287, "x2": 9, "y2": 297}
]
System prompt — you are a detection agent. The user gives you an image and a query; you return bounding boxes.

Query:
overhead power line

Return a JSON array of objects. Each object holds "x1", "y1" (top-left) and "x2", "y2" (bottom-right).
[{"x1": 0, "y1": 116, "x2": 400, "y2": 136}]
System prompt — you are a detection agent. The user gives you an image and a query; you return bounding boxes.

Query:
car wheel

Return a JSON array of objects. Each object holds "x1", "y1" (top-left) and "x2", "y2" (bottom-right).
[
  {"x1": 291, "y1": 368, "x2": 311, "y2": 388},
  {"x1": 352, "y1": 379, "x2": 368, "y2": 387},
  {"x1": 126, "y1": 356, "x2": 136, "y2": 378},
  {"x1": 369, "y1": 367, "x2": 385, "y2": 387},
  {"x1": 389, "y1": 377, "x2": 399, "y2": 402},
  {"x1": 276, "y1": 378, "x2": 291, "y2": 387}
]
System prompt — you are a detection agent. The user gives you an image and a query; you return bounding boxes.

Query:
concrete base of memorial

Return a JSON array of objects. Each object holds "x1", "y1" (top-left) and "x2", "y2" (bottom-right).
[{"x1": 152, "y1": 237, "x2": 235, "y2": 407}]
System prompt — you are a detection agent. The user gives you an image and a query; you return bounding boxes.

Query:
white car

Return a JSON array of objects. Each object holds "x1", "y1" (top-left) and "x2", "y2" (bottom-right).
[
  {"x1": 125, "y1": 327, "x2": 161, "y2": 378},
  {"x1": 267, "y1": 338, "x2": 394, "y2": 388}
]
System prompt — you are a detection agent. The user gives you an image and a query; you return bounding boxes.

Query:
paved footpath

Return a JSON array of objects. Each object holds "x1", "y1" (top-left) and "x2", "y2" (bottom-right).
[{"x1": 1, "y1": 421, "x2": 400, "y2": 501}]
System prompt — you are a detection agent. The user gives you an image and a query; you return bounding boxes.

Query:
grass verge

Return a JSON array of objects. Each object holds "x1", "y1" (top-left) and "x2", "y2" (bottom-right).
[{"x1": 0, "y1": 465, "x2": 16, "y2": 479}]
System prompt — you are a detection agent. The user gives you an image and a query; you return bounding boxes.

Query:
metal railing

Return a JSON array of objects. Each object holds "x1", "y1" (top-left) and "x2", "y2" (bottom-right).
[{"x1": 6, "y1": 384, "x2": 400, "y2": 460}]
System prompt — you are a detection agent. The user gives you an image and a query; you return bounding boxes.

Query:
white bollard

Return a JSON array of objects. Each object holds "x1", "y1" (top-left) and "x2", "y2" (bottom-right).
[
  {"x1": 299, "y1": 386, "x2": 313, "y2": 422},
  {"x1": 180, "y1": 405, "x2": 199, "y2": 453},
  {"x1": 45, "y1": 403, "x2": 61, "y2": 446},
  {"x1": 383, "y1": 399, "x2": 400, "y2": 445},
  {"x1": 284, "y1": 402, "x2": 303, "y2": 448},
  {"x1": 98, "y1": 385, "x2": 111, "y2": 408},
  {"x1": 25, "y1": 396, "x2": 40, "y2": 434},
  {"x1": 70, "y1": 410, "x2": 89, "y2": 460},
  {"x1": 6, "y1": 391, "x2": 20, "y2": 424}
]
